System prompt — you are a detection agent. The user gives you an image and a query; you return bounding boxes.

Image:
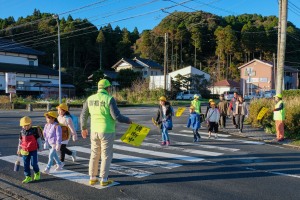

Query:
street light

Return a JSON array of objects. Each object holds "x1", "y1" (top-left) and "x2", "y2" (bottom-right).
[{"x1": 53, "y1": 14, "x2": 61, "y2": 104}]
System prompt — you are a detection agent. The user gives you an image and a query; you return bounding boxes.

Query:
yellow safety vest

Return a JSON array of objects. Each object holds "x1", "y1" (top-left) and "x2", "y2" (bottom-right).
[
  {"x1": 87, "y1": 89, "x2": 115, "y2": 133},
  {"x1": 273, "y1": 100, "x2": 285, "y2": 121},
  {"x1": 191, "y1": 99, "x2": 201, "y2": 114}
]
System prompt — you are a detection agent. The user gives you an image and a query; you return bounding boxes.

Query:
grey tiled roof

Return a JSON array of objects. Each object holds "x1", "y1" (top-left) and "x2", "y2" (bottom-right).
[
  {"x1": 134, "y1": 57, "x2": 163, "y2": 69},
  {"x1": 0, "y1": 37, "x2": 44, "y2": 56},
  {"x1": 0, "y1": 62, "x2": 58, "y2": 76}
]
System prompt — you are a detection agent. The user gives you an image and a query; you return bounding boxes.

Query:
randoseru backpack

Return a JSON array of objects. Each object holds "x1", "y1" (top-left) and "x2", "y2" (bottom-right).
[{"x1": 66, "y1": 115, "x2": 79, "y2": 132}]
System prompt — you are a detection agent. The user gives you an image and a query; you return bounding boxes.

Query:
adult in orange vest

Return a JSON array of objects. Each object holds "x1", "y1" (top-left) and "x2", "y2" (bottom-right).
[{"x1": 273, "y1": 94, "x2": 285, "y2": 142}]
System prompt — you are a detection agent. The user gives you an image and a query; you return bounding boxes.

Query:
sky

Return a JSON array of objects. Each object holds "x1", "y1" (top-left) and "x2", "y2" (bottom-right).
[{"x1": 0, "y1": 0, "x2": 300, "y2": 32}]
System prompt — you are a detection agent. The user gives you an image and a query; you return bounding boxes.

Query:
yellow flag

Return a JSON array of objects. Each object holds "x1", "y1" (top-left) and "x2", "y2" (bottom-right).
[
  {"x1": 257, "y1": 107, "x2": 269, "y2": 120},
  {"x1": 176, "y1": 107, "x2": 186, "y2": 117},
  {"x1": 121, "y1": 123, "x2": 151, "y2": 146}
]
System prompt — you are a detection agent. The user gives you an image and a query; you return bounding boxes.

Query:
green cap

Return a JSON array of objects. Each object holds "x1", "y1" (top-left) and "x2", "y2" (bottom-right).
[
  {"x1": 98, "y1": 79, "x2": 111, "y2": 89},
  {"x1": 274, "y1": 93, "x2": 282, "y2": 98}
]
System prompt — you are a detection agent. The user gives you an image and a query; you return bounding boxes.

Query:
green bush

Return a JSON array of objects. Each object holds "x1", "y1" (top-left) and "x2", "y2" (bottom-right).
[{"x1": 248, "y1": 96, "x2": 300, "y2": 139}]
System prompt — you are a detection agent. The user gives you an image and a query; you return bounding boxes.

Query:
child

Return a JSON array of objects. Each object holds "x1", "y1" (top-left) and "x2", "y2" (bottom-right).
[
  {"x1": 17, "y1": 116, "x2": 43, "y2": 183},
  {"x1": 206, "y1": 102, "x2": 220, "y2": 139},
  {"x1": 155, "y1": 96, "x2": 173, "y2": 145},
  {"x1": 187, "y1": 106, "x2": 201, "y2": 142},
  {"x1": 43, "y1": 111, "x2": 64, "y2": 174},
  {"x1": 56, "y1": 103, "x2": 78, "y2": 164}
]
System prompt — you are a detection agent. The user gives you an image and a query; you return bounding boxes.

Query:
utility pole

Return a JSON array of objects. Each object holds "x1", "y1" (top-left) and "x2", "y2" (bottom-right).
[
  {"x1": 276, "y1": 0, "x2": 287, "y2": 94},
  {"x1": 164, "y1": 33, "x2": 168, "y2": 94},
  {"x1": 53, "y1": 14, "x2": 61, "y2": 104}
]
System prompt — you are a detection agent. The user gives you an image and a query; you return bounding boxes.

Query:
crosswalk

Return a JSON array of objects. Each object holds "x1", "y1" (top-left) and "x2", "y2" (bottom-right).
[{"x1": 0, "y1": 131, "x2": 264, "y2": 189}]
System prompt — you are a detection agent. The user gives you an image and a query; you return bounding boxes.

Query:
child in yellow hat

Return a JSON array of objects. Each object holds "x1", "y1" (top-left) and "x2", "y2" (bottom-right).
[
  {"x1": 56, "y1": 103, "x2": 78, "y2": 164},
  {"x1": 42, "y1": 111, "x2": 64, "y2": 174},
  {"x1": 18, "y1": 116, "x2": 43, "y2": 183}
]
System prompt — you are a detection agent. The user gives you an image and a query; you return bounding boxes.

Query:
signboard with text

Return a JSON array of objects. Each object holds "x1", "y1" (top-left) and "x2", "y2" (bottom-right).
[
  {"x1": 121, "y1": 123, "x2": 150, "y2": 146},
  {"x1": 5, "y1": 73, "x2": 16, "y2": 94}
]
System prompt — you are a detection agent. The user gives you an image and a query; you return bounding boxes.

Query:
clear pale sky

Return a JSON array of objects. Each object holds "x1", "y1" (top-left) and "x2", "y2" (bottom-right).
[{"x1": 0, "y1": 0, "x2": 299, "y2": 32}]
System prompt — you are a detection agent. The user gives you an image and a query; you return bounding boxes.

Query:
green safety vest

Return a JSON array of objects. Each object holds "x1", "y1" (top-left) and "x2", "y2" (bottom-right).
[
  {"x1": 273, "y1": 100, "x2": 285, "y2": 121},
  {"x1": 191, "y1": 99, "x2": 201, "y2": 114},
  {"x1": 87, "y1": 89, "x2": 116, "y2": 133}
]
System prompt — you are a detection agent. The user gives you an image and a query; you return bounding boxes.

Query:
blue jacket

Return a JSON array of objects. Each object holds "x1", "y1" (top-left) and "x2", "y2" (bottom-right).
[{"x1": 187, "y1": 112, "x2": 200, "y2": 130}]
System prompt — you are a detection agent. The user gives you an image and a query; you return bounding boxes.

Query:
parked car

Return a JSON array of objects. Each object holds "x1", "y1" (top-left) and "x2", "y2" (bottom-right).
[
  {"x1": 176, "y1": 91, "x2": 202, "y2": 100},
  {"x1": 223, "y1": 91, "x2": 235, "y2": 101},
  {"x1": 244, "y1": 92, "x2": 262, "y2": 100},
  {"x1": 263, "y1": 89, "x2": 276, "y2": 98}
]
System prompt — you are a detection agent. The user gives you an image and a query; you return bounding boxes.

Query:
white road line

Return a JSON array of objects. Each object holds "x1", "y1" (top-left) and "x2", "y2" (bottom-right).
[
  {"x1": 169, "y1": 132, "x2": 265, "y2": 145},
  {"x1": 115, "y1": 140, "x2": 222, "y2": 156},
  {"x1": 180, "y1": 130, "x2": 231, "y2": 137},
  {"x1": 39, "y1": 151, "x2": 153, "y2": 178},
  {"x1": 0, "y1": 155, "x2": 119, "y2": 189},
  {"x1": 113, "y1": 144, "x2": 205, "y2": 162},
  {"x1": 69, "y1": 146, "x2": 181, "y2": 169},
  {"x1": 174, "y1": 141, "x2": 240, "y2": 152}
]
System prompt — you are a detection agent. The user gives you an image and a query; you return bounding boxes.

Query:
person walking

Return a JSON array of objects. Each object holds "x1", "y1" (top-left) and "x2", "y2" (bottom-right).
[
  {"x1": 191, "y1": 94, "x2": 201, "y2": 114},
  {"x1": 205, "y1": 99, "x2": 214, "y2": 116},
  {"x1": 206, "y1": 102, "x2": 220, "y2": 139},
  {"x1": 273, "y1": 94, "x2": 285, "y2": 142},
  {"x1": 234, "y1": 96, "x2": 248, "y2": 133},
  {"x1": 187, "y1": 106, "x2": 201, "y2": 142},
  {"x1": 43, "y1": 111, "x2": 64, "y2": 174},
  {"x1": 229, "y1": 92, "x2": 238, "y2": 128},
  {"x1": 17, "y1": 116, "x2": 43, "y2": 183},
  {"x1": 56, "y1": 103, "x2": 78, "y2": 164},
  {"x1": 218, "y1": 94, "x2": 228, "y2": 130},
  {"x1": 80, "y1": 79, "x2": 132, "y2": 187},
  {"x1": 155, "y1": 96, "x2": 173, "y2": 146}
]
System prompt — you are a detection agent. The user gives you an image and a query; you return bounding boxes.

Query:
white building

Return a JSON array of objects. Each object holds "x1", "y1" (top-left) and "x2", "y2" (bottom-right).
[
  {"x1": 149, "y1": 66, "x2": 210, "y2": 90},
  {"x1": 0, "y1": 38, "x2": 74, "y2": 98}
]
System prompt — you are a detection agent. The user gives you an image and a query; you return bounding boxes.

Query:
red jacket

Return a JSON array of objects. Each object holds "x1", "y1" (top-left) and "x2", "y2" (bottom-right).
[{"x1": 19, "y1": 127, "x2": 39, "y2": 152}]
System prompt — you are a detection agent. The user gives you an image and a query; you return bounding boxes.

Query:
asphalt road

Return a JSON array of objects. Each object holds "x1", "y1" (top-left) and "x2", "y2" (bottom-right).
[{"x1": 0, "y1": 107, "x2": 300, "y2": 200}]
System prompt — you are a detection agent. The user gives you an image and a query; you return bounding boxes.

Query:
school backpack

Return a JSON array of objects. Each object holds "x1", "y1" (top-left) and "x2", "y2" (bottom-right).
[
  {"x1": 32, "y1": 126, "x2": 44, "y2": 141},
  {"x1": 66, "y1": 114, "x2": 79, "y2": 132},
  {"x1": 55, "y1": 124, "x2": 70, "y2": 141}
]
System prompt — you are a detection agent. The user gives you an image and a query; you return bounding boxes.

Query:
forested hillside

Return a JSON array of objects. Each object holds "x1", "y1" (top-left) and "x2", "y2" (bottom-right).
[
  {"x1": 1, "y1": 9, "x2": 299, "y2": 94},
  {"x1": 136, "y1": 11, "x2": 300, "y2": 81}
]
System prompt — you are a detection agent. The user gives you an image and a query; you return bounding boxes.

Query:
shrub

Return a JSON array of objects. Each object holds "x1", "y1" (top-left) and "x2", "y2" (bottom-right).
[{"x1": 248, "y1": 96, "x2": 300, "y2": 139}]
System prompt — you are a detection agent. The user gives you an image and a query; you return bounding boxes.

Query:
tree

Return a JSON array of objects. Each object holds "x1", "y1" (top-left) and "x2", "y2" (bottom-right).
[
  {"x1": 116, "y1": 69, "x2": 142, "y2": 89},
  {"x1": 96, "y1": 30, "x2": 105, "y2": 70}
]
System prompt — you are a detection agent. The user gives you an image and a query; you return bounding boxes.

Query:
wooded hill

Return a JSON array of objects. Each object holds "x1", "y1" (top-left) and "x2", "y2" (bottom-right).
[{"x1": 1, "y1": 9, "x2": 299, "y2": 95}]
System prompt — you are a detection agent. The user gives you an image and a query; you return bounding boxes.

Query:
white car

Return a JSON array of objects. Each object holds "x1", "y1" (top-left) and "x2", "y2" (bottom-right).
[{"x1": 176, "y1": 91, "x2": 201, "y2": 100}]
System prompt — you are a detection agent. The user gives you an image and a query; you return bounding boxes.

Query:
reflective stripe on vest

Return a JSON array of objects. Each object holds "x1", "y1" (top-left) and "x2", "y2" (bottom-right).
[
  {"x1": 87, "y1": 89, "x2": 115, "y2": 133},
  {"x1": 191, "y1": 100, "x2": 201, "y2": 114},
  {"x1": 274, "y1": 100, "x2": 285, "y2": 120}
]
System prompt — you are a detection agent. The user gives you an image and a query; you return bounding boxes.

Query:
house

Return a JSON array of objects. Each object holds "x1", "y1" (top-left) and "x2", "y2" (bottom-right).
[
  {"x1": 0, "y1": 38, "x2": 75, "y2": 98},
  {"x1": 208, "y1": 79, "x2": 239, "y2": 95},
  {"x1": 149, "y1": 66, "x2": 210, "y2": 91},
  {"x1": 111, "y1": 57, "x2": 163, "y2": 78},
  {"x1": 238, "y1": 59, "x2": 299, "y2": 95}
]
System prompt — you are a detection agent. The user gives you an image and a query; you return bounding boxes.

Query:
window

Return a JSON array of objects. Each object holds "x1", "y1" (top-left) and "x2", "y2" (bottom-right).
[
  {"x1": 29, "y1": 60, "x2": 34, "y2": 66},
  {"x1": 143, "y1": 71, "x2": 147, "y2": 76}
]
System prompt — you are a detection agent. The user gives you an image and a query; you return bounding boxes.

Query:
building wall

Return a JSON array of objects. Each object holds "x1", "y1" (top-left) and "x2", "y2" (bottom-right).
[
  {"x1": 0, "y1": 53, "x2": 38, "y2": 66},
  {"x1": 0, "y1": 72, "x2": 58, "y2": 92},
  {"x1": 240, "y1": 61, "x2": 273, "y2": 93}
]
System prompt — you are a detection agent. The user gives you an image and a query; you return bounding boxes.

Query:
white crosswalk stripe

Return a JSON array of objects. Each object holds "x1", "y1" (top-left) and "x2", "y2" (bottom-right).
[
  {"x1": 68, "y1": 146, "x2": 182, "y2": 169},
  {"x1": 115, "y1": 140, "x2": 223, "y2": 156},
  {"x1": 113, "y1": 144, "x2": 205, "y2": 162},
  {"x1": 174, "y1": 142, "x2": 240, "y2": 152},
  {"x1": 180, "y1": 130, "x2": 231, "y2": 137},
  {"x1": 39, "y1": 151, "x2": 154, "y2": 178},
  {"x1": 169, "y1": 132, "x2": 265, "y2": 145},
  {"x1": 0, "y1": 155, "x2": 119, "y2": 189}
]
